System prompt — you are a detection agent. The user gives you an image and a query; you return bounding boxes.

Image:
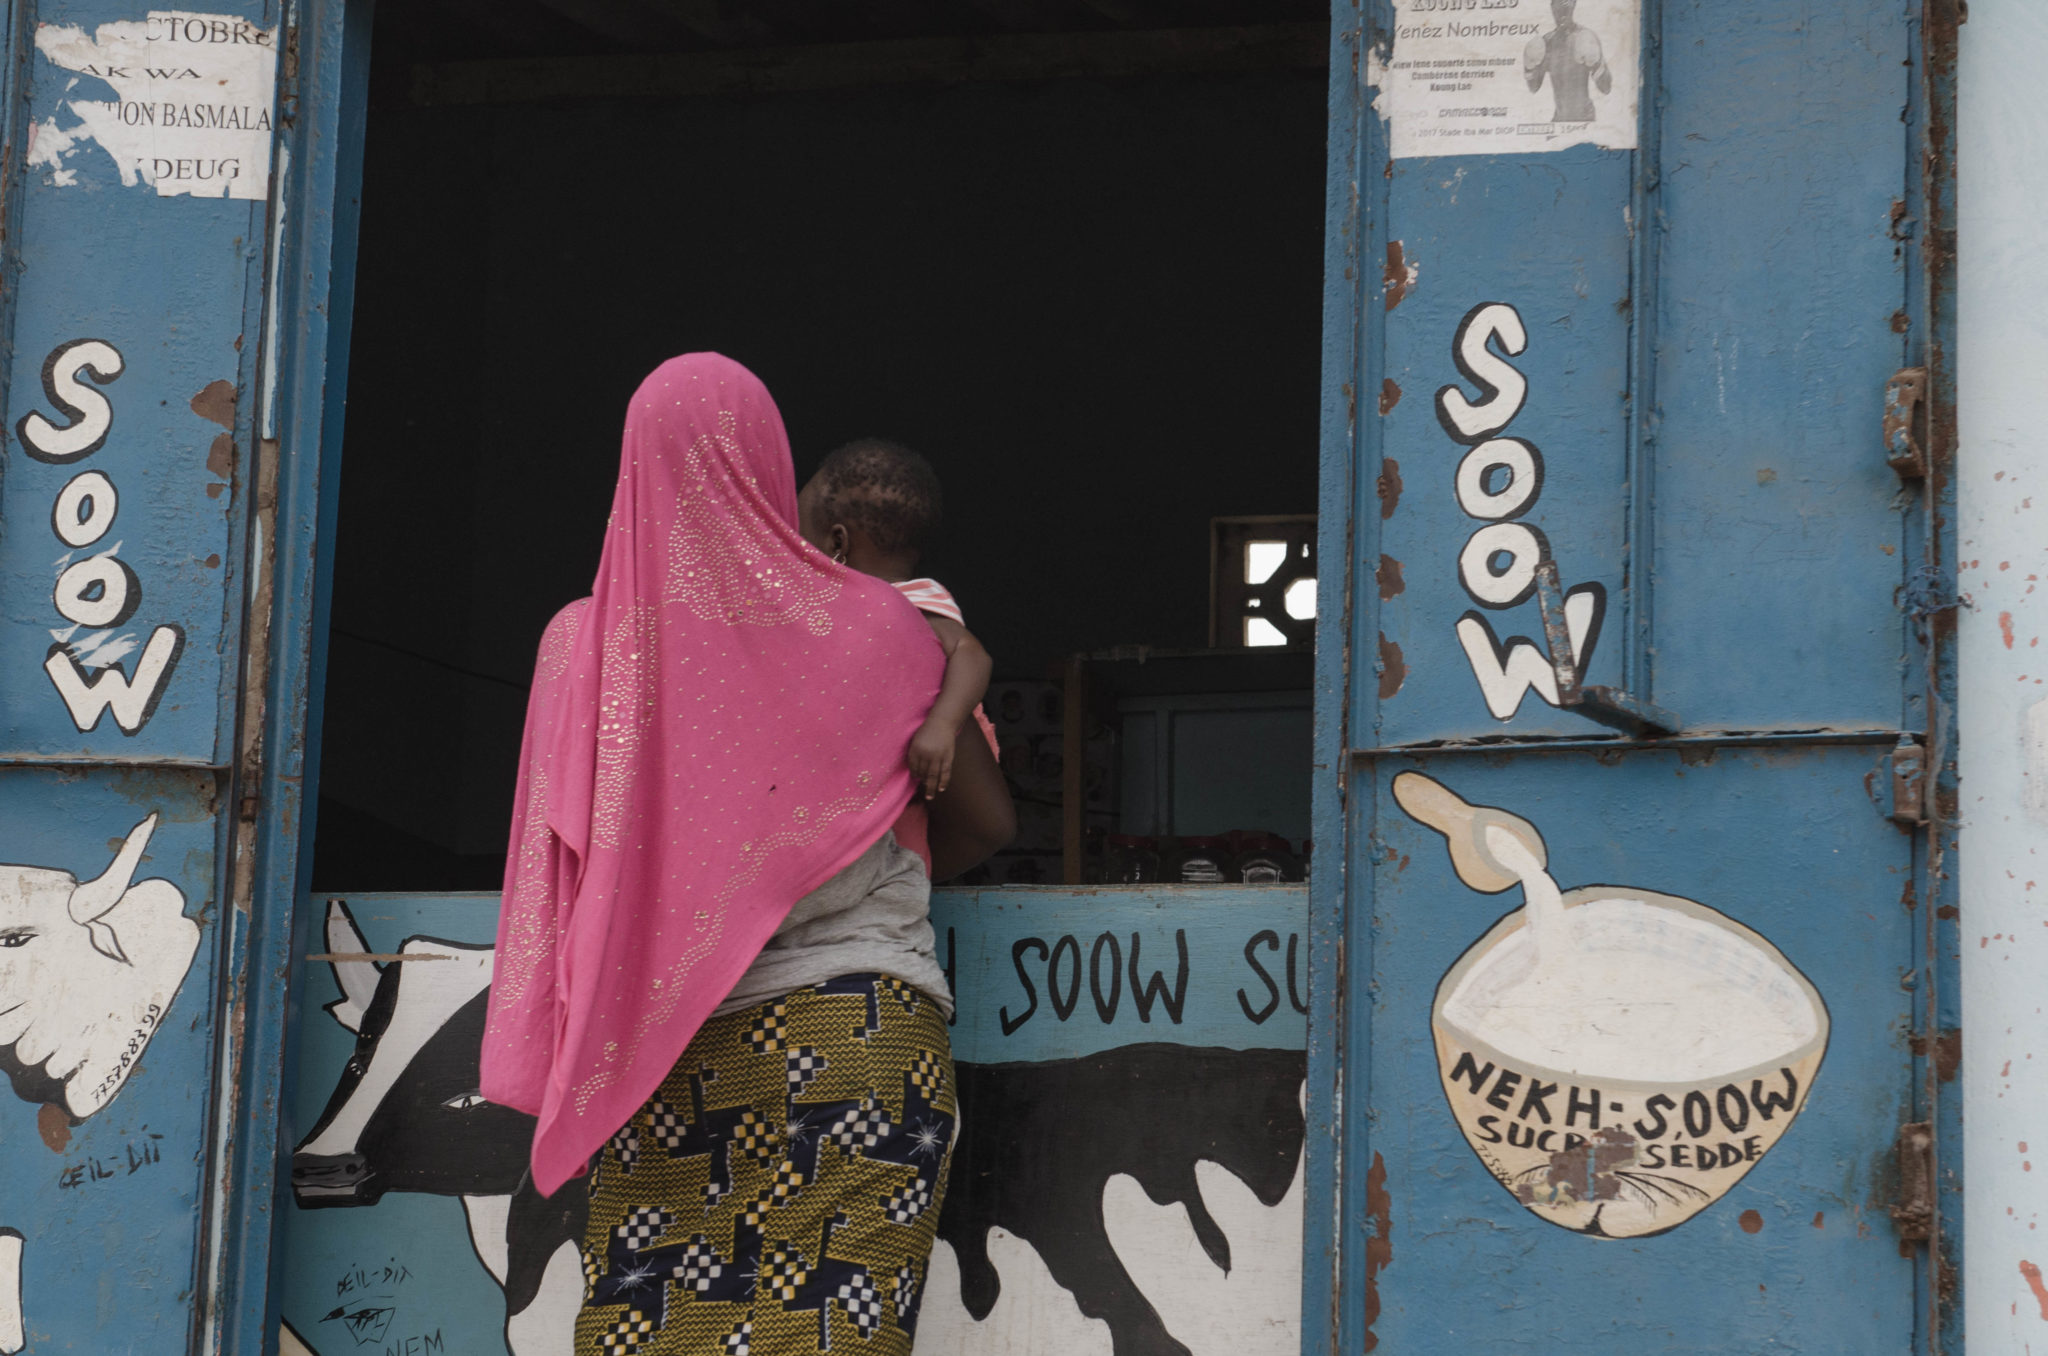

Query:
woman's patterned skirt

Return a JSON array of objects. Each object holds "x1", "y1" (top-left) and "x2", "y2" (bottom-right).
[{"x1": 574, "y1": 973, "x2": 957, "y2": 1355}]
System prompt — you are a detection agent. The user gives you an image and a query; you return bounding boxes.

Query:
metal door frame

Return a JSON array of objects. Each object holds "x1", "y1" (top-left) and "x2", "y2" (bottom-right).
[
  {"x1": 217, "y1": 0, "x2": 374, "y2": 1350},
  {"x1": 1300, "y1": 3, "x2": 1367, "y2": 1352}
]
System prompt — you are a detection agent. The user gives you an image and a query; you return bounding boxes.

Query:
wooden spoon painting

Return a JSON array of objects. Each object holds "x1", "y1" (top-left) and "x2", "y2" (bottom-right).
[{"x1": 1391, "y1": 770, "x2": 1546, "y2": 894}]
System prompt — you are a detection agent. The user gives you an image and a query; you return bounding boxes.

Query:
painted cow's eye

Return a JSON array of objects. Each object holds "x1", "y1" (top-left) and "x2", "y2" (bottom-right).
[{"x1": 442, "y1": 1091, "x2": 487, "y2": 1110}]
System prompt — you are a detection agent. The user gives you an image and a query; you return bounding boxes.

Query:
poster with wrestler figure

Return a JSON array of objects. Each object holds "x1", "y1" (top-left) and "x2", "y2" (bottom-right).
[{"x1": 1382, "y1": 0, "x2": 1639, "y2": 157}]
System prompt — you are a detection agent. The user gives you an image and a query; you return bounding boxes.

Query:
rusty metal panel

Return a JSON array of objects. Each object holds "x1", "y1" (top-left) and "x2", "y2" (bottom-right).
[
  {"x1": 0, "y1": 2, "x2": 278, "y2": 763},
  {"x1": 1360, "y1": 747, "x2": 1915, "y2": 1346},
  {"x1": 1364, "y1": 144, "x2": 1635, "y2": 745},
  {"x1": 1318, "y1": 0, "x2": 1942, "y2": 1349},
  {"x1": 1647, "y1": 0, "x2": 1916, "y2": 734},
  {"x1": 0, "y1": 1, "x2": 285, "y2": 1351},
  {"x1": 1355, "y1": 5, "x2": 1915, "y2": 749}
]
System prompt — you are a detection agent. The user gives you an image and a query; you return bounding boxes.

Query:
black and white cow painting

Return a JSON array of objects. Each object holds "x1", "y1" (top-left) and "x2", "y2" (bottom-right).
[
  {"x1": 292, "y1": 903, "x2": 586, "y2": 1354},
  {"x1": 292, "y1": 903, "x2": 1306, "y2": 1356},
  {"x1": 0, "y1": 814, "x2": 202, "y2": 1356},
  {"x1": 0, "y1": 813, "x2": 199, "y2": 1119},
  {"x1": 929, "y1": 1046, "x2": 1306, "y2": 1356}
]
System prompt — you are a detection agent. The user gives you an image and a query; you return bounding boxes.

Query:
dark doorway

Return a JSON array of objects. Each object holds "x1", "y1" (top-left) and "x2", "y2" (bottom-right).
[{"x1": 311, "y1": 0, "x2": 1328, "y2": 890}]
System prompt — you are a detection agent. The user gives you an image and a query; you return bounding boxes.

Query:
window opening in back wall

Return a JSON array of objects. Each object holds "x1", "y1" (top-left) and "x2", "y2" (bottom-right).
[{"x1": 308, "y1": 0, "x2": 1329, "y2": 894}]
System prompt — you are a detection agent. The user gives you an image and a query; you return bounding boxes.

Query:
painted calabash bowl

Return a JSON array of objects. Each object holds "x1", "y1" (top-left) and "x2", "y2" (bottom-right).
[{"x1": 1430, "y1": 884, "x2": 1829, "y2": 1239}]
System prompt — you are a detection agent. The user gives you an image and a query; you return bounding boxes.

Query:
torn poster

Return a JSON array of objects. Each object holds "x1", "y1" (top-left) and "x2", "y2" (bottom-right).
[
  {"x1": 1380, "y1": 0, "x2": 1638, "y2": 158},
  {"x1": 29, "y1": 11, "x2": 278, "y2": 200}
]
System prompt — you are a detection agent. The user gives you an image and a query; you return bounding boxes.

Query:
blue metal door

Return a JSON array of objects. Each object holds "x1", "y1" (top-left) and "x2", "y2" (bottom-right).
[
  {"x1": 0, "y1": 1, "x2": 294, "y2": 1351},
  {"x1": 0, "y1": 0, "x2": 370, "y2": 1349},
  {"x1": 1308, "y1": 0, "x2": 1959, "y2": 1349}
]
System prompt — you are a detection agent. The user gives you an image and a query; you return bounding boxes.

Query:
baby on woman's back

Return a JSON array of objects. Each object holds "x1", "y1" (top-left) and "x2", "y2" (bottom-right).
[{"x1": 797, "y1": 438, "x2": 998, "y2": 868}]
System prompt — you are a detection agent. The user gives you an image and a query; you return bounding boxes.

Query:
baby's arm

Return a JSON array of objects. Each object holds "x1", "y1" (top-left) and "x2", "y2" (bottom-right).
[{"x1": 908, "y1": 615, "x2": 993, "y2": 799}]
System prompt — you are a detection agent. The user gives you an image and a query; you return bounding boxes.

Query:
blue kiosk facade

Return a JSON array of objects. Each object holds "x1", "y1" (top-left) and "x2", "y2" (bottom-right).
[{"x1": 0, "y1": 0, "x2": 1962, "y2": 1352}]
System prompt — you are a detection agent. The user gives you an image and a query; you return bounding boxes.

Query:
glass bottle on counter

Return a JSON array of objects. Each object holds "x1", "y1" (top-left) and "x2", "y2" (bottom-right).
[
  {"x1": 1101, "y1": 834, "x2": 1161, "y2": 884},
  {"x1": 1229, "y1": 831, "x2": 1300, "y2": 884},
  {"x1": 1165, "y1": 836, "x2": 1230, "y2": 884}
]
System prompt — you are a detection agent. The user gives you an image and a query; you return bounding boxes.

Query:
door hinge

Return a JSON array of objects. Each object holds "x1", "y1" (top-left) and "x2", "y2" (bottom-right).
[
  {"x1": 1891, "y1": 1120, "x2": 1935, "y2": 1241},
  {"x1": 1888, "y1": 735, "x2": 1927, "y2": 825},
  {"x1": 1885, "y1": 367, "x2": 1929, "y2": 480}
]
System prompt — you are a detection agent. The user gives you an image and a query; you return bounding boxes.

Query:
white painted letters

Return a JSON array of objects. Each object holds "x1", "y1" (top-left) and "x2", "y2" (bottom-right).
[
  {"x1": 51, "y1": 470, "x2": 116, "y2": 547},
  {"x1": 52, "y1": 552, "x2": 138, "y2": 629},
  {"x1": 1454, "y1": 437, "x2": 1541, "y2": 519},
  {"x1": 44, "y1": 625, "x2": 183, "y2": 734},
  {"x1": 17, "y1": 337, "x2": 184, "y2": 734},
  {"x1": 1456, "y1": 586, "x2": 1603, "y2": 721},
  {"x1": 1436, "y1": 301, "x2": 1607, "y2": 721},
  {"x1": 0, "y1": 1229, "x2": 20, "y2": 1355},
  {"x1": 1458, "y1": 521, "x2": 1546, "y2": 609},
  {"x1": 1434, "y1": 302, "x2": 1528, "y2": 442},
  {"x1": 16, "y1": 338, "x2": 121, "y2": 463}
]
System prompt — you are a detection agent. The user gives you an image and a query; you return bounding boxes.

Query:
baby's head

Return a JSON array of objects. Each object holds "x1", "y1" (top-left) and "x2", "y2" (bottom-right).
[{"x1": 798, "y1": 437, "x2": 943, "y2": 579}]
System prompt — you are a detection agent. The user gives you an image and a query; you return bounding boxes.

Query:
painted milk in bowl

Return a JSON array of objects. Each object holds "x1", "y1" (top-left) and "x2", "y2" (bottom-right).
[
  {"x1": 1441, "y1": 893, "x2": 1823, "y2": 1084},
  {"x1": 1431, "y1": 880, "x2": 1829, "y2": 1238}
]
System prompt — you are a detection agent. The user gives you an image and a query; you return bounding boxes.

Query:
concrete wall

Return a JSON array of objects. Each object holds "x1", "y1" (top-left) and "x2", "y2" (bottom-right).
[{"x1": 1959, "y1": 3, "x2": 2048, "y2": 1343}]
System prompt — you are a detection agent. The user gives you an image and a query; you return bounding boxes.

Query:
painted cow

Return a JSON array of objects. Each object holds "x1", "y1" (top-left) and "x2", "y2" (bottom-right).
[
  {"x1": 938, "y1": 1044, "x2": 1306, "y2": 1356},
  {"x1": 0, "y1": 814, "x2": 199, "y2": 1118},
  {"x1": 292, "y1": 903, "x2": 586, "y2": 1354},
  {"x1": 293, "y1": 903, "x2": 1307, "y2": 1356}
]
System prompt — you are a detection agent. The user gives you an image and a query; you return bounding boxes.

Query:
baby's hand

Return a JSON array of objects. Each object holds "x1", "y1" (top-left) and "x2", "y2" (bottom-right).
[{"x1": 908, "y1": 721, "x2": 957, "y2": 800}]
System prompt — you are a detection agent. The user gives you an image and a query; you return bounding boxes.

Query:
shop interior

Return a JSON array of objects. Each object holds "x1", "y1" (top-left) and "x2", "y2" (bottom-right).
[{"x1": 308, "y1": 0, "x2": 1329, "y2": 893}]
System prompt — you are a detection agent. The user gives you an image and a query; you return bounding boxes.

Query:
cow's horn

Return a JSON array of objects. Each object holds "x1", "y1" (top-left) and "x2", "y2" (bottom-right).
[
  {"x1": 323, "y1": 900, "x2": 380, "y2": 1034},
  {"x1": 66, "y1": 813, "x2": 156, "y2": 964}
]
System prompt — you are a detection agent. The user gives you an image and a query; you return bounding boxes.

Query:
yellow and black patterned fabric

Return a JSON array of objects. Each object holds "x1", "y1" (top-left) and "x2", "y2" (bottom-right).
[{"x1": 574, "y1": 973, "x2": 957, "y2": 1355}]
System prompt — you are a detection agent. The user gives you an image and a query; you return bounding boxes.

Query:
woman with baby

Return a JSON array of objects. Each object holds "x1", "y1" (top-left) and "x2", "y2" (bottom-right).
[{"x1": 480, "y1": 353, "x2": 1011, "y2": 1355}]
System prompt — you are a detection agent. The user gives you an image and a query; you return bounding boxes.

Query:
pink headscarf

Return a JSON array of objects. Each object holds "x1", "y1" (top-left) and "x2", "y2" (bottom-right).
[{"x1": 480, "y1": 353, "x2": 944, "y2": 1195}]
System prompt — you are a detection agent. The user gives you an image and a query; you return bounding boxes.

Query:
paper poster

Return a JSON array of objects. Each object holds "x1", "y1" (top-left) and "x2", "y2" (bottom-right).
[
  {"x1": 1381, "y1": 0, "x2": 1639, "y2": 158},
  {"x1": 29, "y1": 11, "x2": 278, "y2": 200}
]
